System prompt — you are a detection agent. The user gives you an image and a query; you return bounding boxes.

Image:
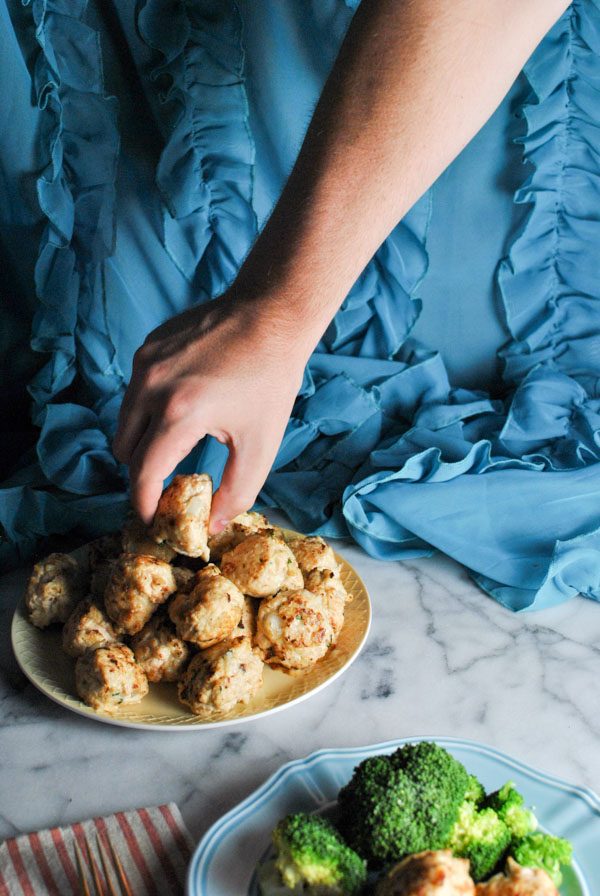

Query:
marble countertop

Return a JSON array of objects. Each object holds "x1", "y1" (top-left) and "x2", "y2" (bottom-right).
[{"x1": 1, "y1": 533, "x2": 599, "y2": 855}]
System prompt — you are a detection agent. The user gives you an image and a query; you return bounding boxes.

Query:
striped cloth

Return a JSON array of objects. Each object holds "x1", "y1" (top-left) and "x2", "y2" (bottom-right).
[{"x1": 0, "y1": 804, "x2": 194, "y2": 895}]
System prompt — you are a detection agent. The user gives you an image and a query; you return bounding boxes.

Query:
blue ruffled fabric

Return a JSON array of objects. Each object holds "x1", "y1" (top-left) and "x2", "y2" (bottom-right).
[
  {"x1": 335, "y1": 0, "x2": 600, "y2": 609},
  {"x1": 1, "y1": 0, "x2": 600, "y2": 613},
  {"x1": 0, "y1": 0, "x2": 127, "y2": 565},
  {"x1": 137, "y1": 0, "x2": 257, "y2": 289}
]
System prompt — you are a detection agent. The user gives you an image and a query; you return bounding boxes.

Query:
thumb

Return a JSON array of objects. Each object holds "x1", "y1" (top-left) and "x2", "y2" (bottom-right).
[{"x1": 209, "y1": 433, "x2": 278, "y2": 534}]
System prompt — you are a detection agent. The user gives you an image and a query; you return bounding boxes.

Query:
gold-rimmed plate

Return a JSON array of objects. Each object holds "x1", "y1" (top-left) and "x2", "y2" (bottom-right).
[{"x1": 10, "y1": 537, "x2": 371, "y2": 731}]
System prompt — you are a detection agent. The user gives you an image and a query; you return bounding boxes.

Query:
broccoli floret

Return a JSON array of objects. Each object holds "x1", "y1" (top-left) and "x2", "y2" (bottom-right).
[
  {"x1": 272, "y1": 813, "x2": 367, "y2": 895},
  {"x1": 445, "y1": 800, "x2": 511, "y2": 881},
  {"x1": 337, "y1": 742, "x2": 471, "y2": 865},
  {"x1": 484, "y1": 782, "x2": 537, "y2": 839},
  {"x1": 510, "y1": 831, "x2": 573, "y2": 887},
  {"x1": 464, "y1": 774, "x2": 485, "y2": 805}
]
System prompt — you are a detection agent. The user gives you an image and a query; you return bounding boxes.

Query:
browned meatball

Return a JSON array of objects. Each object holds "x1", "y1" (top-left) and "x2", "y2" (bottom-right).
[
  {"x1": 104, "y1": 553, "x2": 177, "y2": 635},
  {"x1": 287, "y1": 535, "x2": 339, "y2": 577},
  {"x1": 62, "y1": 597, "x2": 121, "y2": 657},
  {"x1": 475, "y1": 859, "x2": 559, "y2": 896},
  {"x1": 75, "y1": 644, "x2": 148, "y2": 711},
  {"x1": 221, "y1": 533, "x2": 301, "y2": 597},
  {"x1": 304, "y1": 567, "x2": 349, "y2": 641},
  {"x1": 255, "y1": 588, "x2": 335, "y2": 670},
  {"x1": 90, "y1": 559, "x2": 116, "y2": 599},
  {"x1": 207, "y1": 511, "x2": 270, "y2": 564},
  {"x1": 25, "y1": 553, "x2": 87, "y2": 629},
  {"x1": 168, "y1": 564, "x2": 245, "y2": 648},
  {"x1": 230, "y1": 596, "x2": 257, "y2": 641},
  {"x1": 151, "y1": 473, "x2": 212, "y2": 559},
  {"x1": 121, "y1": 516, "x2": 176, "y2": 562},
  {"x1": 177, "y1": 637, "x2": 263, "y2": 717},
  {"x1": 131, "y1": 611, "x2": 191, "y2": 682},
  {"x1": 86, "y1": 533, "x2": 123, "y2": 570},
  {"x1": 376, "y1": 851, "x2": 475, "y2": 896}
]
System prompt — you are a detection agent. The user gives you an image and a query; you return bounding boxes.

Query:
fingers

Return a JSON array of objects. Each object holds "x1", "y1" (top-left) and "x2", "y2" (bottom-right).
[
  {"x1": 113, "y1": 359, "x2": 152, "y2": 463},
  {"x1": 210, "y1": 429, "x2": 281, "y2": 534},
  {"x1": 113, "y1": 397, "x2": 151, "y2": 465},
  {"x1": 129, "y1": 419, "x2": 204, "y2": 525}
]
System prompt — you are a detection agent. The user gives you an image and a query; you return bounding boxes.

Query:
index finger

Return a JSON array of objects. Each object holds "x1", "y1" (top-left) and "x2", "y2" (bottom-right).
[{"x1": 128, "y1": 418, "x2": 205, "y2": 524}]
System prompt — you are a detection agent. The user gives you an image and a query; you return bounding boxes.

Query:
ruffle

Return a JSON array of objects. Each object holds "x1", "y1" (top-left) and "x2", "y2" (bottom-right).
[
  {"x1": 138, "y1": 0, "x2": 257, "y2": 291},
  {"x1": 319, "y1": 196, "x2": 431, "y2": 359},
  {"x1": 326, "y1": 0, "x2": 600, "y2": 610},
  {"x1": 0, "y1": 0, "x2": 125, "y2": 565},
  {"x1": 498, "y1": 0, "x2": 600, "y2": 389}
]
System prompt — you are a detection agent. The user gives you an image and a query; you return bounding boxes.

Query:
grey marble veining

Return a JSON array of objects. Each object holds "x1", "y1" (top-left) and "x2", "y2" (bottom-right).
[{"x1": 1, "y1": 538, "x2": 599, "y2": 849}]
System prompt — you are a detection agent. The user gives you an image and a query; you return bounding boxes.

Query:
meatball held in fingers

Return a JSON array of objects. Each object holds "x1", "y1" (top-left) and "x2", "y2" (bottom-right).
[
  {"x1": 104, "y1": 553, "x2": 178, "y2": 635},
  {"x1": 178, "y1": 637, "x2": 263, "y2": 717},
  {"x1": 75, "y1": 644, "x2": 148, "y2": 711},
  {"x1": 151, "y1": 474, "x2": 212, "y2": 560},
  {"x1": 168, "y1": 564, "x2": 245, "y2": 648}
]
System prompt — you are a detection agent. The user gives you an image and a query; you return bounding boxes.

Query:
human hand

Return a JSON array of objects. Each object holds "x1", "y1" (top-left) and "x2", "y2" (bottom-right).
[{"x1": 112, "y1": 295, "x2": 308, "y2": 532}]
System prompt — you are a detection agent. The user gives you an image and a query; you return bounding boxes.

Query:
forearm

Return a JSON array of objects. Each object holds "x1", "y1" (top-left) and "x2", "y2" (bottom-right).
[{"x1": 233, "y1": 0, "x2": 570, "y2": 356}]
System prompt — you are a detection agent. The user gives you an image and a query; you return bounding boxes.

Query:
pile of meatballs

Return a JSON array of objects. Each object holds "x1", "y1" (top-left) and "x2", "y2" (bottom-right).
[{"x1": 24, "y1": 474, "x2": 349, "y2": 718}]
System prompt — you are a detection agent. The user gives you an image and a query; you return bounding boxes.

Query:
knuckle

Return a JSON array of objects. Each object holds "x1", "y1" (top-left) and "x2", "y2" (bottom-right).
[{"x1": 162, "y1": 392, "x2": 188, "y2": 425}]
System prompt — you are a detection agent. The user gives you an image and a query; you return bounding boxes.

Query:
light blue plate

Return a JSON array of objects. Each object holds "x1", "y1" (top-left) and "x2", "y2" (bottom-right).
[{"x1": 187, "y1": 737, "x2": 600, "y2": 895}]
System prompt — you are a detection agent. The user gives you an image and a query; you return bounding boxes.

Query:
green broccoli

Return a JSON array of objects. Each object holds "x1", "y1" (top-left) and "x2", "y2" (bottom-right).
[
  {"x1": 271, "y1": 813, "x2": 367, "y2": 895},
  {"x1": 510, "y1": 831, "x2": 573, "y2": 887},
  {"x1": 445, "y1": 799, "x2": 511, "y2": 881},
  {"x1": 484, "y1": 781, "x2": 537, "y2": 839},
  {"x1": 337, "y1": 742, "x2": 471, "y2": 865},
  {"x1": 464, "y1": 774, "x2": 486, "y2": 805}
]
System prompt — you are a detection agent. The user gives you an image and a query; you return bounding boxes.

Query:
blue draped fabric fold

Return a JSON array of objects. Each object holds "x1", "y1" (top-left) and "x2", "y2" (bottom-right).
[{"x1": 1, "y1": 0, "x2": 599, "y2": 612}]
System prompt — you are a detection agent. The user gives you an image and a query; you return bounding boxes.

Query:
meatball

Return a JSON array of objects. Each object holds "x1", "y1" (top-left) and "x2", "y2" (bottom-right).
[
  {"x1": 207, "y1": 511, "x2": 270, "y2": 564},
  {"x1": 172, "y1": 566, "x2": 195, "y2": 593},
  {"x1": 304, "y1": 567, "x2": 349, "y2": 641},
  {"x1": 86, "y1": 533, "x2": 122, "y2": 570},
  {"x1": 221, "y1": 533, "x2": 301, "y2": 597},
  {"x1": 287, "y1": 535, "x2": 339, "y2": 576},
  {"x1": 131, "y1": 611, "x2": 191, "y2": 682},
  {"x1": 25, "y1": 553, "x2": 87, "y2": 629},
  {"x1": 121, "y1": 516, "x2": 176, "y2": 562},
  {"x1": 178, "y1": 637, "x2": 263, "y2": 717},
  {"x1": 475, "y1": 859, "x2": 559, "y2": 896},
  {"x1": 151, "y1": 473, "x2": 212, "y2": 559},
  {"x1": 255, "y1": 588, "x2": 335, "y2": 670},
  {"x1": 62, "y1": 597, "x2": 121, "y2": 657},
  {"x1": 168, "y1": 564, "x2": 245, "y2": 648},
  {"x1": 75, "y1": 644, "x2": 148, "y2": 711},
  {"x1": 104, "y1": 553, "x2": 177, "y2": 635},
  {"x1": 90, "y1": 559, "x2": 116, "y2": 599},
  {"x1": 230, "y1": 596, "x2": 257, "y2": 641},
  {"x1": 376, "y1": 850, "x2": 475, "y2": 896}
]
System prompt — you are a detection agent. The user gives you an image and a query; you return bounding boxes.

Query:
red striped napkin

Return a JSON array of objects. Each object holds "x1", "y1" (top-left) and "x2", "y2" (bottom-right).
[{"x1": 0, "y1": 804, "x2": 194, "y2": 896}]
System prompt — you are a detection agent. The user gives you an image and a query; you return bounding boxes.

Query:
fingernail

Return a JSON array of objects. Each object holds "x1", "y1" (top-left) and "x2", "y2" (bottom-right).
[{"x1": 210, "y1": 519, "x2": 229, "y2": 535}]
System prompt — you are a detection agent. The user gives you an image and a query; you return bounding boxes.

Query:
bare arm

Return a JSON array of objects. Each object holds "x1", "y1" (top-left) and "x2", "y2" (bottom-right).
[{"x1": 113, "y1": 0, "x2": 569, "y2": 529}]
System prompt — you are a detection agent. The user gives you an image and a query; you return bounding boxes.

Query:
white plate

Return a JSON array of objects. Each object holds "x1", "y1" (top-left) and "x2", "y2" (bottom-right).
[
  {"x1": 11, "y1": 543, "x2": 371, "y2": 731},
  {"x1": 187, "y1": 736, "x2": 600, "y2": 895}
]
